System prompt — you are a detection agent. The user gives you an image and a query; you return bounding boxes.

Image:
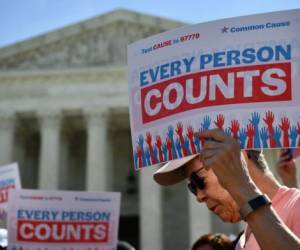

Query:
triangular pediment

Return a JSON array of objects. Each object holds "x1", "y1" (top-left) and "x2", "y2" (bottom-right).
[{"x1": 0, "y1": 9, "x2": 186, "y2": 71}]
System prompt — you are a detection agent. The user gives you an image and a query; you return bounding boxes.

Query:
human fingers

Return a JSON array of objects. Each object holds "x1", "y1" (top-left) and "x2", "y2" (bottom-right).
[
  {"x1": 195, "y1": 129, "x2": 229, "y2": 143},
  {"x1": 277, "y1": 160, "x2": 296, "y2": 170},
  {"x1": 201, "y1": 147, "x2": 220, "y2": 161},
  {"x1": 201, "y1": 151, "x2": 223, "y2": 170},
  {"x1": 201, "y1": 139, "x2": 224, "y2": 150},
  {"x1": 280, "y1": 154, "x2": 291, "y2": 161}
]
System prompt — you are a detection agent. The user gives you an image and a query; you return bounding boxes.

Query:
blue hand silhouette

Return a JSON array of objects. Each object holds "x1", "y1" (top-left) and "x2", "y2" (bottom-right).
[
  {"x1": 183, "y1": 136, "x2": 191, "y2": 155},
  {"x1": 273, "y1": 126, "x2": 282, "y2": 147},
  {"x1": 224, "y1": 128, "x2": 232, "y2": 137},
  {"x1": 249, "y1": 112, "x2": 260, "y2": 126},
  {"x1": 260, "y1": 127, "x2": 269, "y2": 148},
  {"x1": 239, "y1": 128, "x2": 247, "y2": 148},
  {"x1": 145, "y1": 148, "x2": 151, "y2": 166},
  {"x1": 201, "y1": 116, "x2": 211, "y2": 130},
  {"x1": 289, "y1": 126, "x2": 298, "y2": 147},
  {"x1": 175, "y1": 138, "x2": 183, "y2": 158},
  {"x1": 137, "y1": 134, "x2": 144, "y2": 148},
  {"x1": 162, "y1": 142, "x2": 168, "y2": 161},
  {"x1": 167, "y1": 125, "x2": 174, "y2": 138},
  {"x1": 194, "y1": 136, "x2": 201, "y2": 152},
  {"x1": 250, "y1": 112, "x2": 261, "y2": 148},
  {"x1": 153, "y1": 147, "x2": 159, "y2": 162},
  {"x1": 134, "y1": 151, "x2": 138, "y2": 169},
  {"x1": 167, "y1": 125, "x2": 178, "y2": 159}
]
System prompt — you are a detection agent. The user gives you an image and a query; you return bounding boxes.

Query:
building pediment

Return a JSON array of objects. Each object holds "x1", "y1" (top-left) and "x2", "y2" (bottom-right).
[{"x1": 0, "y1": 9, "x2": 185, "y2": 71}]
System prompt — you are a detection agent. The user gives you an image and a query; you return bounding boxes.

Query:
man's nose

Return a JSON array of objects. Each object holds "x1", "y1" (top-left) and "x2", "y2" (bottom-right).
[{"x1": 196, "y1": 188, "x2": 207, "y2": 203}]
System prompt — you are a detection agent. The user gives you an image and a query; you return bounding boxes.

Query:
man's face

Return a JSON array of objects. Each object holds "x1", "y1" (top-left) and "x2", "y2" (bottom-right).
[{"x1": 186, "y1": 157, "x2": 241, "y2": 223}]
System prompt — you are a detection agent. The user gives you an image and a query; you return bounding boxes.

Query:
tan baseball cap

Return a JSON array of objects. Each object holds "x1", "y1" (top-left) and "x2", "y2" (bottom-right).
[{"x1": 153, "y1": 154, "x2": 199, "y2": 186}]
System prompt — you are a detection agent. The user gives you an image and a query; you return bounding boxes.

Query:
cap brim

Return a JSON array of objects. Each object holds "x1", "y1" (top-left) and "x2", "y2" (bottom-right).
[{"x1": 153, "y1": 155, "x2": 199, "y2": 186}]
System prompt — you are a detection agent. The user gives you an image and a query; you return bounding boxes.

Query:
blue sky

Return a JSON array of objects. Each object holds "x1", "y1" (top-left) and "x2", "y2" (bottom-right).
[{"x1": 1, "y1": 0, "x2": 300, "y2": 48}]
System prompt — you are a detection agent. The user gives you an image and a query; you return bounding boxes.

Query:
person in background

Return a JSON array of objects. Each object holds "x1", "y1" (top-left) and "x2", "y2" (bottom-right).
[
  {"x1": 153, "y1": 129, "x2": 300, "y2": 250},
  {"x1": 275, "y1": 149, "x2": 298, "y2": 188},
  {"x1": 192, "y1": 233, "x2": 232, "y2": 250}
]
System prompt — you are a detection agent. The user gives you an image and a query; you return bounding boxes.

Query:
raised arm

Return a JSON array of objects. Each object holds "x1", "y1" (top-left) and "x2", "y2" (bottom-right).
[{"x1": 197, "y1": 129, "x2": 300, "y2": 250}]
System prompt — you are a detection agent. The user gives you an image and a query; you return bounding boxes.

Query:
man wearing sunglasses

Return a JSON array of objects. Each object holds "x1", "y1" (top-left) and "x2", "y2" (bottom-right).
[{"x1": 153, "y1": 129, "x2": 300, "y2": 250}]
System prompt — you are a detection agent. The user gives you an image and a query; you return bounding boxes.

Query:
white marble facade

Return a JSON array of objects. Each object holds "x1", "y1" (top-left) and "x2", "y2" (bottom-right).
[{"x1": 0, "y1": 9, "x2": 296, "y2": 250}]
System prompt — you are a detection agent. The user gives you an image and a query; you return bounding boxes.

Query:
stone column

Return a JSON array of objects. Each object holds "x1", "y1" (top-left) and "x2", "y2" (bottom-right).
[
  {"x1": 0, "y1": 112, "x2": 15, "y2": 166},
  {"x1": 38, "y1": 110, "x2": 62, "y2": 190},
  {"x1": 189, "y1": 193, "x2": 211, "y2": 246},
  {"x1": 85, "y1": 109, "x2": 108, "y2": 191},
  {"x1": 140, "y1": 166, "x2": 162, "y2": 250}
]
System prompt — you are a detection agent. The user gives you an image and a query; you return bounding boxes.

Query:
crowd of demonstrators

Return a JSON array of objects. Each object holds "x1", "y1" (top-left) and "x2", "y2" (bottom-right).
[
  {"x1": 154, "y1": 129, "x2": 300, "y2": 250},
  {"x1": 275, "y1": 149, "x2": 299, "y2": 188},
  {"x1": 192, "y1": 233, "x2": 232, "y2": 250}
]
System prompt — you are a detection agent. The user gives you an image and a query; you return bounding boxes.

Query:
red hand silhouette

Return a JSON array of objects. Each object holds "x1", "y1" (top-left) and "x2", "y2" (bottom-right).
[
  {"x1": 176, "y1": 122, "x2": 183, "y2": 136},
  {"x1": 166, "y1": 138, "x2": 173, "y2": 160},
  {"x1": 187, "y1": 126, "x2": 194, "y2": 140},
  {"x1": 145, "y1": 132, "x2": 152, "y2": 147},
  {"x1": 246, "y1": 124, "x2": 254, "y2": 148},
  {"x1": 280, "y1": 117, "x2": 290, "y2": 132},
  {"x1": 263, "y1": 111, "x2": 276, "y2": 147},
  {"x1": 280, "y1": 117, "x2": 290, "y2": 147},
  {"x1": 176, "y1": 122, "x2": 184, "y2": 145},
  {"x1": 214, "y1": 114, "x2": 225, "y2": 130},
  {"x1": 187, "y1": 126, "x2": 196, "y2": 154},
  {"x1": 136, "y1": 147, "x2": 143, "y2": 168},
  {"x1": 230, "y1": 120, "x2": 240, "y2": 139},
  {"x1": 155, "y1": 136, "x2": 164, "y2": 162},
  {"x1": 263, "y1": 111, "x2": 274, "y2": 127}
]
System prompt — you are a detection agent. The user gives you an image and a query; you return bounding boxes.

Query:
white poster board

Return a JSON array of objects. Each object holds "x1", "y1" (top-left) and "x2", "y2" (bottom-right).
[
  {"x1": 7, "y1": 189, "x2": 121, "y2": 250},
  {"x1": 0, "y1": 163, "x2": 21, "y2": 221},
  {"x1": 128, "y1": 9, "x2": 300, "y2": 168}
]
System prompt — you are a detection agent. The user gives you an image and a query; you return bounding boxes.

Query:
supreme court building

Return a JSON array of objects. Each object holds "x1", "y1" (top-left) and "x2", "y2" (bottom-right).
[{"x1": 0, "y1": 9, "x2": 295, "y2": 250}]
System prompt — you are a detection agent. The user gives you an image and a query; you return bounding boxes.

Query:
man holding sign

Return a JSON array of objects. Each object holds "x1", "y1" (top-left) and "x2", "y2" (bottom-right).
[
  {"x1": 154, "y1": 129, "x2": 300, "y2": 249},
  {"x1": 128, "y1": 8, "x2": 300, "y2": 250}
]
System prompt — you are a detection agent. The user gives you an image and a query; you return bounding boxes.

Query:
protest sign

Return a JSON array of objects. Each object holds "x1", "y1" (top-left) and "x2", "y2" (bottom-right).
[
  {"x1": 128, "y1": 9, "x2": 300, "y2": 169},
  {"x1": 0, "y1": 163, "x2": 21, "y2": 221},
  {"x1": 8, "y1": 189, "x2": 121, "y2": 250}
]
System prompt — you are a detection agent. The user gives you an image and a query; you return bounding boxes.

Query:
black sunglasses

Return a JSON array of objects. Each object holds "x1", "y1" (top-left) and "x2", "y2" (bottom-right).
[{"x1": 187, "y1": 168, "x2": 205, "y2": 196}]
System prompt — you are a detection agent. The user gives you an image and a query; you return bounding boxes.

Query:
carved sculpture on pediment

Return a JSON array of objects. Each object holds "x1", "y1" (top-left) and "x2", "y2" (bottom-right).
[
  {"x1": 68, "y1": 39, "x2": 89, "y2": 67},
  {"x1": 0, "y1": 20, "x2": 172, "y2": 70},
  {"x1": 89, "y1": 34, "x2": 110, "y2": 65}
]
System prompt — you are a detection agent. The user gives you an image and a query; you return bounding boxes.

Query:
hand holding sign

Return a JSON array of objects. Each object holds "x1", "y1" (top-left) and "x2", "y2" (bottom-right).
[{"x1": 196, "y1": 129, "x2": 258, "y2": 207}]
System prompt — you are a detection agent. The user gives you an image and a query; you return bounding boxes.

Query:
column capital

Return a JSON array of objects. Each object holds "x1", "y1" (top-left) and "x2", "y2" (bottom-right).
[
  {"x1": 0, "y1": 110, "x2": 15, "y2": 165},
  {"x1": 0, "y1": 110, "x2": 16, "y2": 129},
  {"x1": 84, "y1": 107, "x2": 109, "y2": 127},
  {"x1": 37, "y1": 109, "x2": 62, "y2": 129}
]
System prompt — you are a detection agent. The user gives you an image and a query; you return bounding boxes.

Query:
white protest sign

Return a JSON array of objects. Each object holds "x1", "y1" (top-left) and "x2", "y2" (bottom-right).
[
  {"x1": 8, "y1": 189, "x2": 121, "y2": 250},
  {"x1": 0, "y1": 163, "x2": 21, "y2": 221},
  {"x1": 128, "y1": 9, "x2": 300, "y2": 169}
]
